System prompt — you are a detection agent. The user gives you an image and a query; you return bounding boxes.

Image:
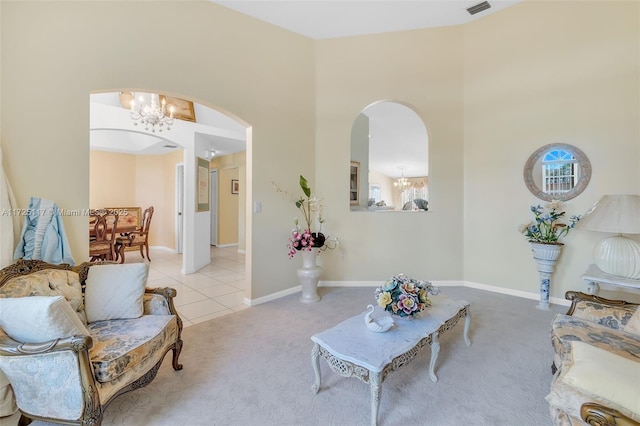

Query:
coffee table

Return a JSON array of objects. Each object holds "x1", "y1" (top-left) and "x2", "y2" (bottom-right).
[{"x1": 310, "y1": 295, "x2": 471, "y2": 426}]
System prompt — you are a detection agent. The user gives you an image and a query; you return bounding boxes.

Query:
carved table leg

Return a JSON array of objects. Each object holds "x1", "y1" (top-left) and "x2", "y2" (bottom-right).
[
  {"x1": 311, "y1": 343, "x2": 321, "y2": 393},
  {"x1": 370, "y1": 371, "x2": 381, "y2": 426},
  {"x1": 429, "y1": 331, "x2": 440, "y2": 383},
  {"x1": 463, "y1": 308, "x2": 472, "y2": 347}
]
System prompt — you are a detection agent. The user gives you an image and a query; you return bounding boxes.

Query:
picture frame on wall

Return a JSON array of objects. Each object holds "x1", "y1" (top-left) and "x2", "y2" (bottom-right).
[
  {"x1": 350, "y1": 161, "x2": 360, "y2": 205},
  {"x1": 197, "y1": 157, "x2": 210, "y2": 212},
  {"x1": 231, "y1": 179, "x2": 239, "y2": 194}
]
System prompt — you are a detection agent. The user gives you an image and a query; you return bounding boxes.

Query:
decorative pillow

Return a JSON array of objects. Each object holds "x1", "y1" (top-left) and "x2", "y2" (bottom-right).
[
  {"x1": 0, "y1": 296, "x2": 90, "y2": 343},
  {"x1": 413, "y1": 198, "x2": 428, "y2": 210},
  {"x1": 84, "y1": 263, "x2": 148, "y2": 323},
  {"x1": 561, "y1": 341, "x2": 640, "y2": 421},
  {"x1": 624, "y1": 307, "x2": 640, "y2": 336}
]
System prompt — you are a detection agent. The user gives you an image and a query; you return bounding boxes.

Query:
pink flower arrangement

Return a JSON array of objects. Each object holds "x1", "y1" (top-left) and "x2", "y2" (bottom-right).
[
  {"x1": 274, "y1": 175, "x2": 337, "y2": 259},
  {"x1": 287, "y1": 228, "x2": 315, "y2": 258}
]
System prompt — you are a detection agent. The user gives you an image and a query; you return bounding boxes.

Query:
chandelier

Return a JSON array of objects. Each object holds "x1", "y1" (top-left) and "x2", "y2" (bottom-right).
[
  {"x1": 129, "y1": 93, "x2": 174, "y2": 132},
  {"x1": 394, "y1": 167, "x2": 411, "y2": 188}
]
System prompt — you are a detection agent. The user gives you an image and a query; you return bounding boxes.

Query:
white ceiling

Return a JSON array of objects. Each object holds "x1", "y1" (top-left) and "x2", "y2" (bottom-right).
[
  {"x1": 212, "y1": 0, "x2": 523, "y2": 39},
  {"x1": 365, "y1": 102, "x2": 428, "y2": 178}
]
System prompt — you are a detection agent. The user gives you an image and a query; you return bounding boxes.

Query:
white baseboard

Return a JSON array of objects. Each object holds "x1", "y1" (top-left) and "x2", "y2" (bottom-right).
[
  {"x1": 238, "y1": 249, "x2": 246, "y2": 254},
  {"x1": 245, "y1": 279, "x2": 571, "y2": 307},
  {"x1": 463, "y1": 280, "x2": 571, "y2": 307},
  {"x1": 149, "y1": 246, "x2": 176, "y2": 252},
  {"x1": 245, "y1": 286, "x2": 302, "y2": 306},
  {"x1": 215, "y1": 243, "x2": 238, "y2": 248}
]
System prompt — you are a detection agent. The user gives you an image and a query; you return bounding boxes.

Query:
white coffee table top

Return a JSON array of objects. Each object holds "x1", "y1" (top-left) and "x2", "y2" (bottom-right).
[{"x1": 311, "y1": 295, "x2": 468, "y2": 372}]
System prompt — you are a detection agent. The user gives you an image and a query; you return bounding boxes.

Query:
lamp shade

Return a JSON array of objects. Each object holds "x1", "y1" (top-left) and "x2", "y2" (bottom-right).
[
  {"x1": 576, "y1": 195, "x2": 640, "y2": 279},
  {"x1": 576, "y1": 195, "x2": 640, "y2": 234}
]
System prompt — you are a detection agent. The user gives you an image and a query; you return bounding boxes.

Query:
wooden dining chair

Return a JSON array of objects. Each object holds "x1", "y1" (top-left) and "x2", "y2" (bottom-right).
[
  {"x1": 115, "y1": 206, "x2": 154, "y2": 263},
  {"x1": 89, "y1": 212, "x2": 119, "y2": 261}
]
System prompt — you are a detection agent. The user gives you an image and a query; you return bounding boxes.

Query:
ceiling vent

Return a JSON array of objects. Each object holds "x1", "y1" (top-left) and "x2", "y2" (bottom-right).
[
  {"x1": 467, "y1": 1, "x2": 491, "y2": 15},
  {"x1": 163, "y1": 144, "x2": 178, "y2": 149}
]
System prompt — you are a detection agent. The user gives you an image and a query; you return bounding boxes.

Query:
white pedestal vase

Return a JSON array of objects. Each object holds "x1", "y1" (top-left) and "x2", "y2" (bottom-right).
[
  {"x1": 298, "y1": 248, "x2": 321, "y2": 303},
  {"x1": 530, "y1": 242, "x2": 563, "y2": 310}
]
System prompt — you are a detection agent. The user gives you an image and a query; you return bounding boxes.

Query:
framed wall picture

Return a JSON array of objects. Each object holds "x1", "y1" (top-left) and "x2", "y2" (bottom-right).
[
  {"x1": 350, "y1": 161, "x2": 360, "y2": 205},
  {"x1": 197, "y1": 157, "x2": 210, "y2": 212},
  {"x1": 231, "y1": 179, "x2": 239, "y2": 194},
  {"x1": 160, "y1": 95, "x2": 196, "y2": 122},
  {"x1": 118, "y1": 92, "x2": 196, "y2": 122}
]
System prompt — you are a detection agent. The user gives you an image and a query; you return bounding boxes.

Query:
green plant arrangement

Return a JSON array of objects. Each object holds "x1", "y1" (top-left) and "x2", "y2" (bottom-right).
[{"x1": 519, "y1": 200, "x2": 580, "y2": 244}]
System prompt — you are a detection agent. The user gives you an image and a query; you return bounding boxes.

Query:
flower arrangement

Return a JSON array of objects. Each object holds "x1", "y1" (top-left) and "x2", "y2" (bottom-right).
[
  {"x1": 375, "y1": 273, "x2": 440, "y2": 318},
  {"x1": 273, "y1": 175, "x2": 338, "y2": 259},
  {"x1": 519, "y1": 200, "x2": 580, "y2": 244}
]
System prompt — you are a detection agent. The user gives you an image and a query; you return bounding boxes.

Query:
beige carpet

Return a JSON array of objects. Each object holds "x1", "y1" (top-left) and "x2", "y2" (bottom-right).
[{"x1": 26, "y1": 286, "x2": 565, "y2": 426}]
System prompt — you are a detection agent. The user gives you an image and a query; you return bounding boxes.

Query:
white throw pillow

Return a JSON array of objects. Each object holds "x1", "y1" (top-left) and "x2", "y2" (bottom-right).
[
  {"x1": 561, "y1": 341, "x2": 640, "y2": 421},
  {"x1": 84, "y1": 263, "x2": 149, "y2": 323},
  {"x1": 0, "y1": 296, "x2": 90, "y2": 343}
]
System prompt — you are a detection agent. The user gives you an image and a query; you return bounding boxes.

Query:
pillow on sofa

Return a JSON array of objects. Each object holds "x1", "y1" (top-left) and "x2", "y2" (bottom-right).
[
  {"x1": 561, "y1": 341, "x2": 640, "y2": 421},
  {"x1": 0, "y1": 296, "x2": 90, "y2": 343},
  {"x1": 85, "y1": 263, "x2": 148, "y2": 323}
]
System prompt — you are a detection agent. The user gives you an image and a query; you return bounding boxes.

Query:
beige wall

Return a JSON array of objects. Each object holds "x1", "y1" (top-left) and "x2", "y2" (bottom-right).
[
  {"x1": 2, "y1": 1, "x2": 639, "y2": 302},
  {"x1": 89, "y1": 149, "x2": 183, "y2": 253},
  {"x1": 90, "y1": 151, "x2": 136, "y2": 207},
  {"x1": 316, "y1": 26, "x2": 465, "y2": 281},
  {"x1": 211, "y1": 152, "x2": 245, "y2": 248},
  {"x1": 463, "y1": 1, "x2": 640, "y2": 301},
  {"x1": 218, "y1": 167, "x2": 239, "y2": 246},
  {"x1": 1, "y1": 1, "x2": 315, "y2": 299}
]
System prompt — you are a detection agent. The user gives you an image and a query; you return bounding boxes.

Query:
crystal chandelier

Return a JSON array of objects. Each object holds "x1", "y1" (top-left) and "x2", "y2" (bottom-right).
[
  {"x1": 394, "y1": 167, "x2": 411, "y2": 188},
  {"x1": 129, "y1": 93, "x2": 174, "y2": 132}
]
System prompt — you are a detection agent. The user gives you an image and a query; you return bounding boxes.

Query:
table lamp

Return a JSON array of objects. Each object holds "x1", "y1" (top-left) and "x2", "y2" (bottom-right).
[{"x1": 575, "y1": 195, "x2": 640, "y2": 279}]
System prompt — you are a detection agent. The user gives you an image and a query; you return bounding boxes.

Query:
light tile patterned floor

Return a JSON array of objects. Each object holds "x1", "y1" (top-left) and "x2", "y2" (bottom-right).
[{"x1": 125, "y1": 246, "x2": 248, "y2": 328}]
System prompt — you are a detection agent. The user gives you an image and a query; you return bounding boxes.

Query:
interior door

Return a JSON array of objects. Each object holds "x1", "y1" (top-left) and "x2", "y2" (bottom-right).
[
  {"x1": 176, "y1": 164, "x2": 184, "y2": 254},
  {"x1": 210, "y1": 169, "x2": 218, "y2": 246}
]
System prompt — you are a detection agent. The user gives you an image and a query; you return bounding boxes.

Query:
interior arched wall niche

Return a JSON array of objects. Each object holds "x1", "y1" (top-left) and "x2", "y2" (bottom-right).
[
  {"x1": 350, "y1": 101, "x2": 429, "y2": 212},
  {"x1": 89, "y1": 90, "x2": 248, "y2": 275}
]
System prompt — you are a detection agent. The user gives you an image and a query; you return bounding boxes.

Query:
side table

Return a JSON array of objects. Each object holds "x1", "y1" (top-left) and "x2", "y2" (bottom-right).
[{"x1": 581, "y1": 264, "x2": 640, "y2": 295}]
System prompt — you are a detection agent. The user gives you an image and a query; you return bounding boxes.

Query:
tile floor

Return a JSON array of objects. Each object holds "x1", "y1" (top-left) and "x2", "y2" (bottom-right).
[{"x1": 125, "y1": 245, "x2": 248, "y2": 328}]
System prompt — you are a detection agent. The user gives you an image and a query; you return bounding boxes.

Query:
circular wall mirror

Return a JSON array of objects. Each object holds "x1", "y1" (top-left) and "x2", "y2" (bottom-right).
[{"x1": 523, "y1": 143, "x2": 591, "y2": 202}]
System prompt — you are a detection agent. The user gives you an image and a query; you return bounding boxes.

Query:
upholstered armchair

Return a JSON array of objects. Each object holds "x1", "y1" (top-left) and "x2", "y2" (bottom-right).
[{"x1": 0, "y1": 259, "x2": 183, "y2": 426}]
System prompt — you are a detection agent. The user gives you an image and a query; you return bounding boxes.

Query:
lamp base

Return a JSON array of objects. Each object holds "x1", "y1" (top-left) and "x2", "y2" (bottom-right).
[{"x1": 594, "y1": 235, "x2": 640, "y2": 279}]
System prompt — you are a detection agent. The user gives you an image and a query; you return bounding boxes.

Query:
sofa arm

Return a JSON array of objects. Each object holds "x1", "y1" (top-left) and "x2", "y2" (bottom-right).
[
  {"x1": 581, "y1": 403, "x2": 640, "y2": 426},
  {"x1": 144, "y1": 287, "x2": 178, "y2": 315},
  {"x1": 0, "y1": 330, "x2": 101, "y2": 423},
  {"x1": 144, "y1": 287, "x2": 183, "y2": 346},
  {"x1": 565, "y1": 291, "x2": 639, "y2": 331}
]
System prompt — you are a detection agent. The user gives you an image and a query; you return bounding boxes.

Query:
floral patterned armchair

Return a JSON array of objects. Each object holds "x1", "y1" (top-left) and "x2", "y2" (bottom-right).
[
  {"x1": 547, "y1": 291, "x2": 640, "y2": 426},
  {"x1": 0, "y1": 259, "x2": 183, "y2": 426}
]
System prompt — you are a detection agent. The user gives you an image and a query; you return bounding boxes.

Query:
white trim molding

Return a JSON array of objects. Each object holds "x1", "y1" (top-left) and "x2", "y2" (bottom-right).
[{"x1": 244, "y1": 279, "x2": 571, "y2": 307}]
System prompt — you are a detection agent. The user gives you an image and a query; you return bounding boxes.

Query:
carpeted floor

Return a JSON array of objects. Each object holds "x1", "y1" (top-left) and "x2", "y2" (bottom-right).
[{"x1": 28, "y1": 286, "x2": 566, "y2": 426}]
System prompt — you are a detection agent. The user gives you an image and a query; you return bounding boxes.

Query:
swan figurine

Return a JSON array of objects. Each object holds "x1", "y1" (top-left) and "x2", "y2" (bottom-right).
[{"x1": 364, "y1": 304, "x2": 394, "y2": 332}]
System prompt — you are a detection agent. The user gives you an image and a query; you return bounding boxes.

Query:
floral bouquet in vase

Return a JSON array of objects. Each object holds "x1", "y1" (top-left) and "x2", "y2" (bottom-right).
[
  {"x1": 274, "y1": 175, "x2": 338, "y2": 259},
  {"x1": 375, "y1": 273, "x2": 440, "y2": 318}
]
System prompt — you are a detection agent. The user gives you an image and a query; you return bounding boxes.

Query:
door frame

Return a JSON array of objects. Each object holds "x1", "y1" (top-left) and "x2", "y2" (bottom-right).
[
  {"x1": 175, "y1": 163, "x2": 184, "y2": 254},
  {"x1": 210, "y1": 168, "x2": 218, "y2": 246}
]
